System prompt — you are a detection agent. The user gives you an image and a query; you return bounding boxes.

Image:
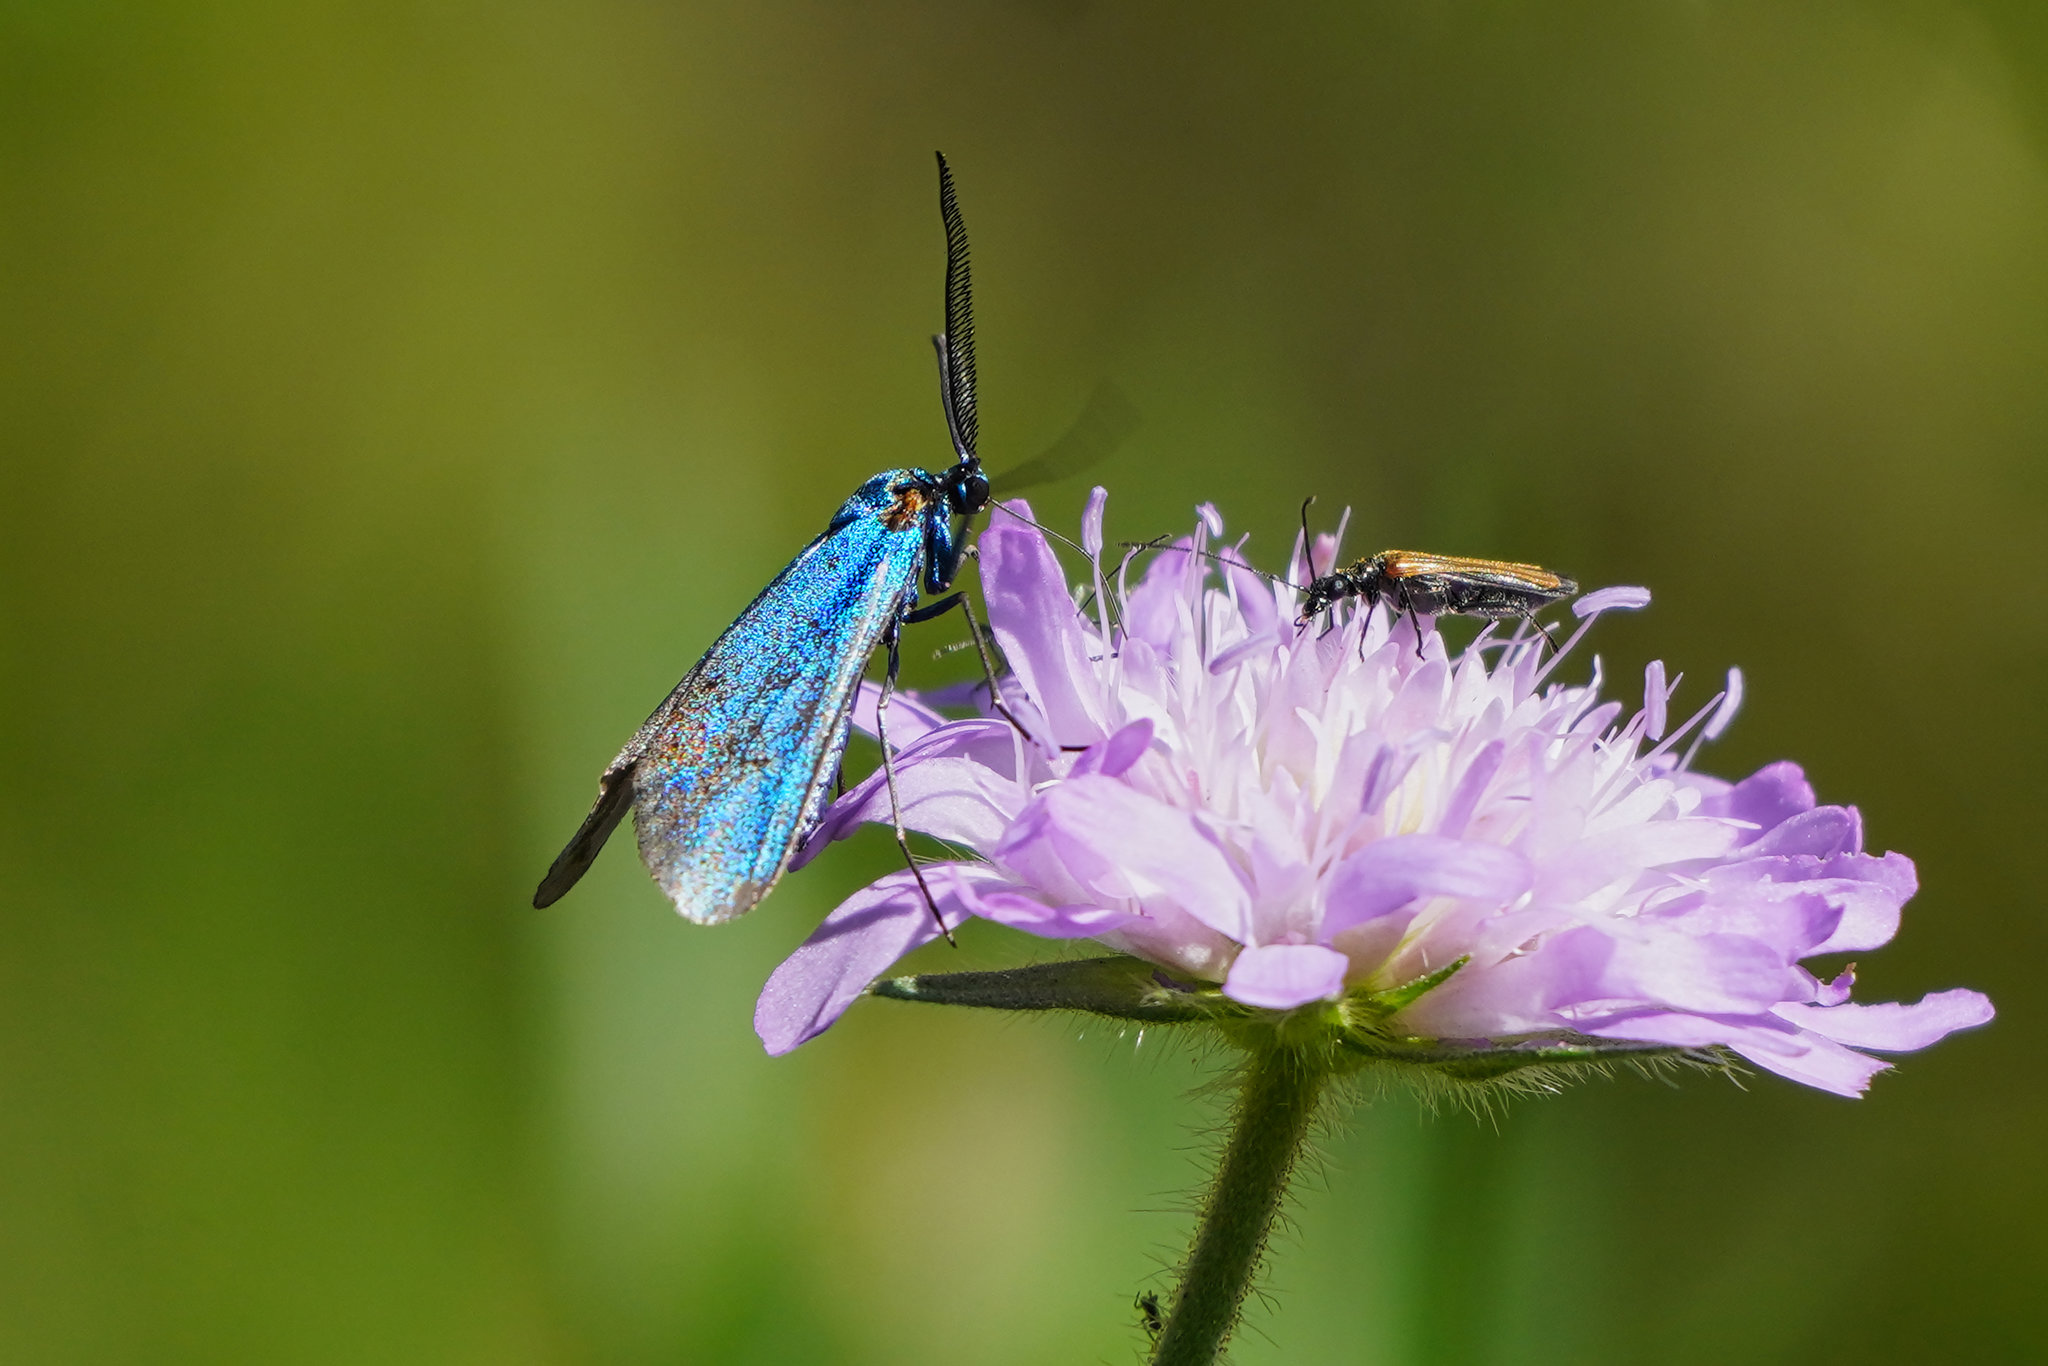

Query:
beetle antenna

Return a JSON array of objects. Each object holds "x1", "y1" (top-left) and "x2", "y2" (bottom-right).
[{"x1": 1120, "y1": 538, "x2": 1303, "y2": 591}]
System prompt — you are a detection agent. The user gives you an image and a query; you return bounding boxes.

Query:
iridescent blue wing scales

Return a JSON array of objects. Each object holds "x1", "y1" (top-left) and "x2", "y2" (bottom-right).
[
  {"x1": 632, "y1": 516, "x2": 922, "y2": 921},
  {"x1": 535, "y1": 498, "x2": 927, "y2": 923}
]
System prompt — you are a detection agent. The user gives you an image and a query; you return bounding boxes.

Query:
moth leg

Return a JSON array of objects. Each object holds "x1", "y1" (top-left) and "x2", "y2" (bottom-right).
[
  {"x1": 902, "y1": 591, "x2": 962, "y2": 626},
  {"x1": 904, "y1": 584, "x2": 1032, "y2": 741},
  {"x1": 1533, "y1": 613, "x2": 1563, "y2": 659},
  {"x1": 878, "y1": 616, "x2": 957, "y2": 947}
]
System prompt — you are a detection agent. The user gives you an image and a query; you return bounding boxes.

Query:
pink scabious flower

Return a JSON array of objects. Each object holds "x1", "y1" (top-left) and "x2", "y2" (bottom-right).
[{"x1": 756, "y1": 492, "x2": 1992, "y2": 1096}]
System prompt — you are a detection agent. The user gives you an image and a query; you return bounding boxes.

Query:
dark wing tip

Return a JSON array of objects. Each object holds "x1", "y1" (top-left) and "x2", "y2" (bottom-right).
[
  {"x1": 532, "y1": 765, "x2": 636, "y2": 909},
  {"x1": 532, "y1": 861, "x2": 579, "y2": 909}
]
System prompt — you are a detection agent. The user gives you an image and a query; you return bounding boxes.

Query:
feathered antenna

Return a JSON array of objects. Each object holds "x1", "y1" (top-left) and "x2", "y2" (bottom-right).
[{"x1": 935, "y1": 151, "x2": 978, "y2": 462}]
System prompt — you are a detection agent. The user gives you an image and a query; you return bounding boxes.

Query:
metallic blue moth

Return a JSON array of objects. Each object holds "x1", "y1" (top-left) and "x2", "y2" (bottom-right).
[{"x1": 533, "y1": 153, "x2": 994, "y2": 922}]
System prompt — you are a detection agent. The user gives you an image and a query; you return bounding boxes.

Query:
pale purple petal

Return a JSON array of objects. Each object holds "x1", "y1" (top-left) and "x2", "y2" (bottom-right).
[
  {"x1": 1640, "y1": 886, "x2": 1843, "y2": 960},
  {"x1": 755, "y1": 866, "x2": 991, "y2": 1055},
  {"x1": 952, "y1": 870, "x2": 1136, "y2": 938},
  {"x1": 1097, "y1": 906, "x2": 1241, "y2": 983},
  {"x1": 849, "y1": 679, "x2": 950, "y2": 742},
  {"x1": 905, "y1": 675, "x2": 1001, "y2": 712},
  {"x1": 1321, "y1": 835, "x2": 1533, "y2": 938},
  {"x1": 1813, "y1": 852, "x2": 1918, "y2": 951},
  {"x1": 1209, "y1": 633, "x2": 1279, "y2": 675},
  {"x1": 1582, "y1": 1011, "x2": 1891, "y2": 1097},
  {"x1": 1068, "y1": 718, "x2": 1154, "y2": 779},
  {"x1": 1223, "y1": 944, "x2": 1351, "y2": 1009},
  {"x1": 1437, "y1": 741, "x2": 1505, "y2": 839},
  {"x1": 1536, "y1": 819, "x2": 1741, "y2": 903},
  {"x1": 1358, "y1": 741, "x2": 1424, "y2": 817},
  {"x1": 996, "y1": 774, "x2": 1255, "y2": 942},
  {"x1": 1774, "y1": 989, "x2": 1994, "y2": 1051},
  {"x1": 1306, "y1": 531, "x2": 1341, "y2": 579},
  {"x1": 1125, "y1": 537, "x2": 1203, "y2": 648},
  {"x1": 1592, "y1": 925, "x2": 1806, "y2": 1015},
  {"x1": 1405, "y1": 924, "x2": 1614, "y2": 1035},
  {"x1": 1668, "y1": 768, "x2": 1733, "y2": 813},
  {"x1": 1573, "y1": 586, "x2": 1651, "y2": 618},
  {"x1": 1700, "y1": 850, "x2": 1917, "y2": 955},
  {"x1": 1224, "y1": 554, "x2": 1279, "y2": 638},
  {"x1": 1704, "y1": 761, "x2": 1816, "y2": 839},
  {"x1": 1735, "y1": 1037, "x2": 1894, "y2": 1096},
  {"x1": 980, "y1": 501, "x2": 1105, "y2": 745},
  {"x1": 1816, "y1": 965, "x2": 1856, "y2": 1007},
  {"x1": 792, "y1": 757, "x2": 1016, "y2": 869},
  {"x1": 791, "y1": 719, "x2": 1024, "y2": 869},
  {"x1": 1747, "y1": 806, "x2": 1861, "y2": 858}
]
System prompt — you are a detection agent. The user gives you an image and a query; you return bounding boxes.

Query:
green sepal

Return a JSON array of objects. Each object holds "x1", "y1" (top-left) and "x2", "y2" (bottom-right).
[
  {"x1": 1337, "y1": 1029, "x2": 1724, "y2": 1081},
  {"x1": 1355, "y1": 956, "x2": 1469, "y2": 1017},
  {"x1": 871, "y1": 954, "x2": 1237, "y2": 1023}
]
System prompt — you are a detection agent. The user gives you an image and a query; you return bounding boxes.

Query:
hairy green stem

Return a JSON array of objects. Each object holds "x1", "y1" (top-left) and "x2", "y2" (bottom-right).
[{"x1": 1149, "y1": 1045, "x2": 1329, "y2": 1366}]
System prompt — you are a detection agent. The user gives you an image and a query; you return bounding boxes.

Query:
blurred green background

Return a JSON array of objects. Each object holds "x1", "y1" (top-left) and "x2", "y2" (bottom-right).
[{"x1": 3, "y1": 2, "x2": 2041, "y2": 1361}]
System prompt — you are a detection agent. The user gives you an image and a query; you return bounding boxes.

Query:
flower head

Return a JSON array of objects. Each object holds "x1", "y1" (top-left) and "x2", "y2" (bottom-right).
[{"x1": 756, "y1": 492, "x2": 1991, "y2": 1096}]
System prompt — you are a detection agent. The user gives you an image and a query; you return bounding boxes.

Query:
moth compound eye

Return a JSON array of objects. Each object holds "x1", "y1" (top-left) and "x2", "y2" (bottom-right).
[{"x1": 951, "y1": 469, "x2": 990, "y2": 515}]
